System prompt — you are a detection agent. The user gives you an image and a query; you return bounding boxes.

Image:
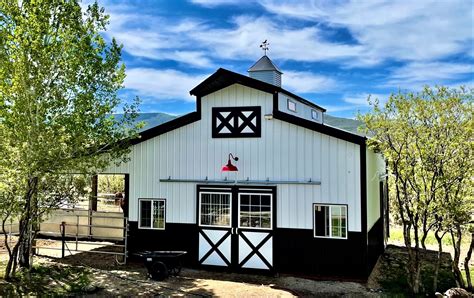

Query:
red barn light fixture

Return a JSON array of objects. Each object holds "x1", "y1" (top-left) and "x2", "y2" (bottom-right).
[{"x1": 222, "y1": 153, "x2": 239, "y2": 172}]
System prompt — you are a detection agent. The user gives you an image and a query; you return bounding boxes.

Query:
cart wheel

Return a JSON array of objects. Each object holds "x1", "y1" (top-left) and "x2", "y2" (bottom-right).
[{"x1": 150, "y1": 261, "x2": 169, "y2": 281}]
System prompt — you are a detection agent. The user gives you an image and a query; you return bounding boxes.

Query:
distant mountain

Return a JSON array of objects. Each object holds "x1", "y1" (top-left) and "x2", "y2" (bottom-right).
[
  {"x1": 115, "y1": 112, "x2": 177, "y2": 132},
  {"x1": 324, "y1": 114, "x2": 366, "y2": 136},
  {"x1": 119, "y1": 112, "x2": 365, "y2": 136}
]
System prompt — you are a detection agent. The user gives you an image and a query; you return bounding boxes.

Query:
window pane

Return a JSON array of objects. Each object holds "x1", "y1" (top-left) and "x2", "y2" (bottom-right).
[
  {"x1": 331, "y1": 206, "x2": 341, "y2": 237},
  {"x1": 287, "y1": 99, "x2": 296, "y2": 111},
  {"x1": 261, "y1": 195, "x2": 270, "y2": 206},
  {"x1": 314, "y1": 205, "x2": 329, "y2": 237},
  {"x1": 240, "y1": 194, "x2": 272, "y2": 229},
  {"x1": 140, "y1": 201, "x2": 151, "y2": 228},
  {"x1": 250, "y1": 195, "x2": 260, "y2": 205},
  {"x1": 330, "y1": 206, "x2": 347, "y2": 238},
  {"x1": 200, "y1": 193, "x2": 231, "y2": 227},
  {"x1": 153, "y1": 200, "x2": 165, "y2": 229}
]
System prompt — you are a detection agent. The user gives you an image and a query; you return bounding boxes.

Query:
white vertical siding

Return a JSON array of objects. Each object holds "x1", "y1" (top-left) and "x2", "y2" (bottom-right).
[
  {"x1": 277, "y1": 93, "x2": 323, "y2": 123},
  {"x1": 105, "y1": 83, "x2": 362, "y2": 232}
]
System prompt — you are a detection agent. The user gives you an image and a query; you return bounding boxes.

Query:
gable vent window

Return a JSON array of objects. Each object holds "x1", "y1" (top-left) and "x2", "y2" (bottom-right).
[
  {"x1": 212, "y1": 106, "x2": 261, "y2": 138},
  {"x1": 311, "y1": 109, "x2": 319, "y2": 121},
  {"x1": 287, "y1": 99, "x2": 297, "y2": 112},
  {"x1": 313, "y1": 204, "x2": 347, "y2": 239},
  {"x1": 139, "y1": 199, "x2": 166, "y2": 229}
]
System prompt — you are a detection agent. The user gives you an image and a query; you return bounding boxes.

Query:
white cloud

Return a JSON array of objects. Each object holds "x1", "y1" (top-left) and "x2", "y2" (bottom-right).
[
  {"x1": 124, "y1": 68, "x2": 208, "y2": 101},
  {"x1": 103, "y1": 7, "x2": 214, "y2": 68},
  {"x1": 343, "y1": 93, "x2": 388, "y2": 106},
  {"x1": 258, "y1": 0, "x2": 473, "y2": 64},
  {"x1": 323, "y1": 93, "x2": 388, "y2": 114},
  {"x1": 283, "y1": 71, "x2": 339, "y2": 93},
  {"x1": 99, "y1": 1, "x2": 472, "y2": 69},
  {"x1": 189, "y1": 0, "x2": 245, "y2": 7},
  {"x1": 100, "y1": 3, "x2": 367, "y2": 66},
  {"x1": 386, "y1": 62, "x2": 473, "y2": 88},
  {"x1": 192, "y1": 16, "x2": 364, "y2": 63},
  {"x1": 324, "y1": 105, "x2": 361, "y2": 113}
]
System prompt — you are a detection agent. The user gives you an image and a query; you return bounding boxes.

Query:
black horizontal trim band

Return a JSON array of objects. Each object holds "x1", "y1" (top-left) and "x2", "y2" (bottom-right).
[
  {"x1": 131, "y1": 112, "x2": 200, "y2": 145},
  {"x1": 272, "y1": 110, "x2": 366, "y2": 145}
]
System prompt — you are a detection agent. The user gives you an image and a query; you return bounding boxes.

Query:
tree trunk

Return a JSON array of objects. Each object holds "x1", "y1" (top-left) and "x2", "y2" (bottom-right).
[
  {"x1": 403, "y1": 221, "x2": 421, "y2": 293},
  {"x1": 433, "y1": 229, "x2": 445, "y2": 292},
  {"x1": 18, "y1": 218, "x2": 32, "y2": 268},
  {"x1": 18, "y1": 177, "x2": 38, "y2": 269},
  {"x1": 464, "y1": 232, "x2": 473, "y2": 291},
  {"x1": 450, "y1": 227, "x2": 465, "y2": 288}
]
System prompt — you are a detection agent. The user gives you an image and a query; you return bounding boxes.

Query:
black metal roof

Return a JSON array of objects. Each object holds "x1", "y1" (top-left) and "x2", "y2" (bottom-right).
[{"x1": 190, "y1": 68, "x2": 326, "y2": 112}]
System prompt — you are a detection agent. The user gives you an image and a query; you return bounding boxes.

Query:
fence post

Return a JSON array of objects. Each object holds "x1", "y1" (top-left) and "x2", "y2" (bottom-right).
[
  {"x1": 124, "y1": 217, "x2": 128, "y2": 264},
  {"x1": 76, "y1": 215, "x2": 79, "y2": 251},
  {"x1": 60, "y1": 221, "x2": 66, "y2": 258}
]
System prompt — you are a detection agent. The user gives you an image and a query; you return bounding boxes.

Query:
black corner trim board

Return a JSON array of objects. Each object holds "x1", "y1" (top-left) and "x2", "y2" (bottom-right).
[
  {"x1": 360, "y1": 142, "x2": 369, "y2": 275},
  {"x1": 130, "y1": 68, "x2": 366, "y2": 146}
]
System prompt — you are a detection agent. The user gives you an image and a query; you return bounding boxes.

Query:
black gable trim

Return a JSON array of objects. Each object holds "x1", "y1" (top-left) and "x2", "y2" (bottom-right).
[
  {"x1": 130, "y1": 69, "x2": 362, "y2": 145},
  {"x1": 272, "y1": 110, "x2": 366, "y2": 145},
  {"x1": 190, "y1": 68, "x2": 276, "y2": 97},
  {"x1": 131, "y1": 111, "x2": 200, "y2": 145},
  {"x1": 190, "y1": 68, "x2": 326, "y2": 112}
]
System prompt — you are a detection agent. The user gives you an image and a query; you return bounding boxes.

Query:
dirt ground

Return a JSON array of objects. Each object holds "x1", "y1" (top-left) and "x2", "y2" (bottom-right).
[
  {"x1": 0, "y1": 239, "x2": 375, "y2": 296},
  {"x1": 55, "y1": 246, "x2": 373, "y2": 297},
  {"x1": 1, "y1": 237, "x2": 470, "y2": 296}
]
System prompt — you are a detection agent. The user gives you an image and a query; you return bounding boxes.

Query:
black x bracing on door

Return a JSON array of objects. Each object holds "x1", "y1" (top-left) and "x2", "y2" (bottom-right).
[
  {"x1": 212, "y1": 106, "x2": 261, "y2": 138},
  {"x1": 238, "y1": 231, "x2": 273, "y2": 270},
  {"x1": 198, "y1": 229, "x2": 231, "y2": 266},
  {"x1": 197, "y1": 185, "x2": 276, "y2": 272}
]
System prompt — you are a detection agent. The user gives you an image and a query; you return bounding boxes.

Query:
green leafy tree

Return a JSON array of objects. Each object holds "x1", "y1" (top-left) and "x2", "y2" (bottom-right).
[
  {"x1": 359, "y1": 86, "x2": 473, "y2": 294},
  {"x1": 0, "y1": 0, "x2": 141, "y2": 279}
]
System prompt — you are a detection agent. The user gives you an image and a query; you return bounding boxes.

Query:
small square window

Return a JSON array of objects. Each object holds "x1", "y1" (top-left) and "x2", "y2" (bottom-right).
[
  {"x1": 314, "y1": 204, "x2": 347, "y2": 239},
  {"x1": 287, "y1": 99, "x2": 296, "y2": 112},
  {"x1": 311, "y1": 109, "x2": 319, "y2": 120},
  {"x1": 139, "y1": 199, "x2": 165, "y2": 229}
]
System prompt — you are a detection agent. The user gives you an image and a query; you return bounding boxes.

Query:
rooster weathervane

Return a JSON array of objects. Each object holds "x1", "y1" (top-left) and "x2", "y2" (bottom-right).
[{"x1": 260, "y1": 40, "x2": 269, "y2": 55}]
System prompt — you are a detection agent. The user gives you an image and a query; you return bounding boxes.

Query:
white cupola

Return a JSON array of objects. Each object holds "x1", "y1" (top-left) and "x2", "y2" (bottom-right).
[{"x1": 248, "y1": 55, "x2": 283, "y2": 87}]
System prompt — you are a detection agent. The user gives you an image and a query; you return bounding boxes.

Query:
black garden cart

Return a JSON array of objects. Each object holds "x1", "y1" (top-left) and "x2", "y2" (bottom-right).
[{"x1": 134, "y1": 251, "x2": 187, "y2": 281}]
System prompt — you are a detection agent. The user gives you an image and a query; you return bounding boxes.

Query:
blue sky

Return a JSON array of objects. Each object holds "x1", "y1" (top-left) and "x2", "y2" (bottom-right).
[{"x1": 93, "y1": 0, "x2": 473, "y2": 118}]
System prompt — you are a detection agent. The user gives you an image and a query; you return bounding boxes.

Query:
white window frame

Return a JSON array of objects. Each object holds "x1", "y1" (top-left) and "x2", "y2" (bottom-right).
[
  {"x1": 287, "y1": 98, "x2": 297, "y2": 112},
  {"x1": 198, "y1": 192, "x2": 232, "y2": 228},
  {"x1": 313, "y1": 204, "x2": 348, "y2": 239},
  {"x1": 311, "y1": 109, "x2": 319, "y2": 121},
  {"x1": 238, "y1": 193, "x2": 273, "y2": 230},
  {"x1": 139, "y1": 198, "x2": 166, "y2": 230}
]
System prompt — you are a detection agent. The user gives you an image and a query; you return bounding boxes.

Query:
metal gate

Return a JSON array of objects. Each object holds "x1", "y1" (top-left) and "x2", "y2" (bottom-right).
[{"x1": 32, "y1": 211, "x2": 128, "y2": 264}]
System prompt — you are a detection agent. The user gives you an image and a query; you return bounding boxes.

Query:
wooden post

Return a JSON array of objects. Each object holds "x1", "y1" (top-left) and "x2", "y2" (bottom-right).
[
  {"x1": 60, "y1": 221, "x2": 66, "y2": 258},
  {"x1": 90, "y1": 175, "x2": 98, "y2": 211}
]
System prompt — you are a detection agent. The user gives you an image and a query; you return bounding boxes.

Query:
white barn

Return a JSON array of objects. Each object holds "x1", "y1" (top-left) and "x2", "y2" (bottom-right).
[{"x1": 105, "y1": 55, "x2": 388, "y2": 278}]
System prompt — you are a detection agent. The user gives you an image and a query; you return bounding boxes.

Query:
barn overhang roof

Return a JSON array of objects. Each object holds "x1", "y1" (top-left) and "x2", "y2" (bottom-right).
[{"x1": 190, "y1": 68, "x2": 326, "y2": 112}]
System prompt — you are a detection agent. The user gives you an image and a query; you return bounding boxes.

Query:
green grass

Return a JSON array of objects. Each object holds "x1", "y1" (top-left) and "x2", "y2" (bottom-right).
[
  {"x1": 389, "y1": 227, "x2": 470, "y2": 247},
  {"x1": 461, "y1": 265, "x2": 474, "y2": 287},
  {"x1": 0, "y1": 262, "x2": 97, "y2": 296}
]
